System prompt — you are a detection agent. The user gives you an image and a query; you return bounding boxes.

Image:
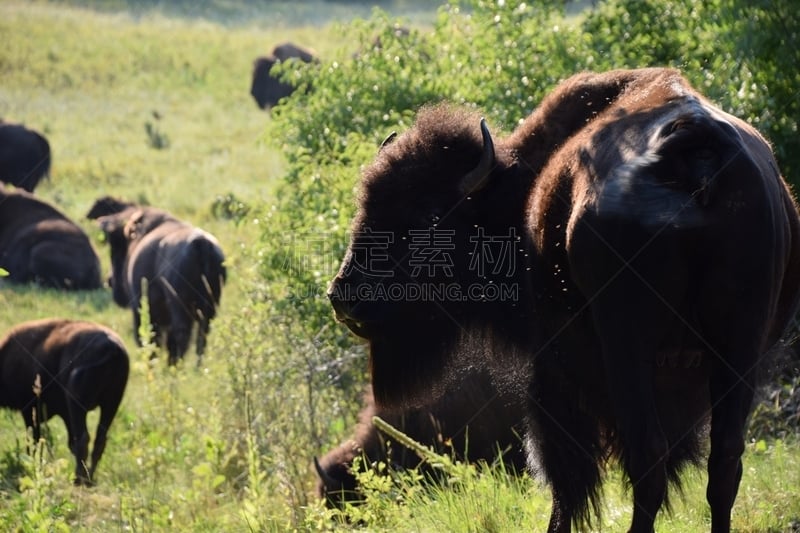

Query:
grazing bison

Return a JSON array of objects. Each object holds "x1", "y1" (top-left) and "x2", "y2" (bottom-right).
[
  {"x1": 0, "y1": 185, "x2": 102, "y2": 289},
  {"x1": 314, "y1": 368, "x2": 526, "y2": 508},
  {"x1": 328, "y1": 68, "x2": 800, "y2": 532},
  {"x1": 88, "y1": 198, "x2": 226, "y2": 365},
  {"x1": 0, "y1": 122, "x2": 51, "y2": 192},
  {"x1": 0, "y1": 319, "x2": 129, "y2": 485},
  {"x1": 250, "y1": 42, "x2": 316, "y2": 110}
]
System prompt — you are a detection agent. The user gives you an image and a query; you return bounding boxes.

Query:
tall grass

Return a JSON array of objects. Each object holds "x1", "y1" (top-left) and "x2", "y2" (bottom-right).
[{"x1": 0, "y1": 2, "x2": 798, "y2": 531}]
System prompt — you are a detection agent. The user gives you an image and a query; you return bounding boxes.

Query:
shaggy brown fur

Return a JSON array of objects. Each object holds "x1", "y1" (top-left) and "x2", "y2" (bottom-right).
[
  {"x1": 329, "y1": 68, "x2": 800, "y2": 532},
  {"x1": 0, "y1": 185, "x2": 101, "y2": 289},
  {"x1": 314, "y1": 368, "x2": 526, "y2": 508},
  {"x1": 0, "y1": 122, "x2": 51, "y2": 192},
  {"x1": 0, "y1": 319, "x2": 129, "y2": 485},
  {"x1": 89, "y1": 198, "x2": 226, "y2": 365},
  {"x1": 250, "y1": 42, "x2": 316, "y2": 110}
]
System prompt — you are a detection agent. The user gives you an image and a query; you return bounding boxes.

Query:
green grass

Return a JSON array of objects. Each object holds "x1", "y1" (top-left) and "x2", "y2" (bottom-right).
[{"x1": 0, "y1": 2, "x2": 799, "y2": 531}]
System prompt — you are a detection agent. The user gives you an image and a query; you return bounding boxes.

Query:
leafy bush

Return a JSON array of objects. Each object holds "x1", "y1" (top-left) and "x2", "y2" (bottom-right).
[{"x1": 261, "y1": 0, "x2": 800, "y2": 370}]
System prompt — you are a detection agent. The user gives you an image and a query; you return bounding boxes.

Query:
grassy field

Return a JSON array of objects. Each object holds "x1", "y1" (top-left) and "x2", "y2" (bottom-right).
[{"x1": 0, "y1": 1, "x2": 798, "y2": 531}]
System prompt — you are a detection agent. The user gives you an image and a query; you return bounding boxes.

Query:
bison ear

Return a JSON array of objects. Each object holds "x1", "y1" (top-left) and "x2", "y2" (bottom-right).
[{"x1": 459, "y1": 118, "x2": 495, "y2": 196}]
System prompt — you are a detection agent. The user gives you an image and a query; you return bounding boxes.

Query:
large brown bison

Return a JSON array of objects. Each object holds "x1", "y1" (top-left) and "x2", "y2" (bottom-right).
[
  {"x1": 250, "y1": 42, "x2": 316, "y2": 110},
  {"x1": 328, "y1": 68, "x2": 800, "y2": 532},
  {"x1": 88, "y1": 198, "x2": 226, "y2": 365},
  {"x1": 0, "y1": 185, "x2": 102, "y2": 289},
  {"x1": 314, "y1": 367, "x2": 526, "y2": 508},
  {"x1": 0, "y1": 319, "x2": 129, "y2": 485},
  {"x1": 0, "y1": 122, "x2": 51, "y2": 192}
]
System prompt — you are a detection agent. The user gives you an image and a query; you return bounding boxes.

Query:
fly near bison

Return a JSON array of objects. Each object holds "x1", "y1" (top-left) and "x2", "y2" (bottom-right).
[{"x1": 328, "y1": 68, "x2": 800, "y2": 533}]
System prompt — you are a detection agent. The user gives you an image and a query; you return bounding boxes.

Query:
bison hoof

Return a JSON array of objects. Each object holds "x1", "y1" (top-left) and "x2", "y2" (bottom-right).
[{"x1": 74, "y1": 476, "x2": 95, "y2": 487}]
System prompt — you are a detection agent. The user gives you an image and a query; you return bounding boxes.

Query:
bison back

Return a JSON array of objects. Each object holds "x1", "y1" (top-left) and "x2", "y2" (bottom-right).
[{"x1": 0, "y1": 124, "x2": 51, "y2": 192}]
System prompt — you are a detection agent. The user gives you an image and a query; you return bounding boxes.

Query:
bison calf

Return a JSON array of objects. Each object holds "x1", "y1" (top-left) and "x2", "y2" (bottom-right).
[
  {"x1": 0, "y1": 122, "x2": 51, "y2": 192},
  {"x1": 0, "y1": 319, "x2": 129, "y2": 485},
  {"x1": 0, "y1": 185, "x2": 102, "y2": 289},
  {"x1": 89, "y1": 197, "x2": 226, "y2": 365},
  {"x1": 315, "y1": 369, "x2": 527, "y2": 508}
]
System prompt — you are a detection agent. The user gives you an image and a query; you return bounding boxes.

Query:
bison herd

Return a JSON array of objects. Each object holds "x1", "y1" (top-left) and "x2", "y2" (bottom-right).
[
  {"x1": 2, "y1": 55, "x2": 799, "y2": 532},
  {"x1": 0, "y1": 125, "x2": 228, "y2": 483}
]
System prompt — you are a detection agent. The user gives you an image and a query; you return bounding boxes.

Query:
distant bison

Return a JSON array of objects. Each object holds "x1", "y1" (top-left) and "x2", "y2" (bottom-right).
[
  {"x1": 89, "y1": 198, "x2": 226, "y2": 365},
  {"x1": 314, "y1": 368, "x2": 527, "y2": 508},
  {"x1": 0, "y1": 185, "x2": 102, "y2": 289},
  {"x1": 250, "y1": 42, "x2": 317, "y2": 110},
  {"x1": 329, "y1": 68, "x2": 800, "y2": 532},
  {"x1": 0, "y1": 318, "x2": 129, "y2": 485},
  {"x1": 0, "y1": 122, "x2": 51, "y2": 192}
]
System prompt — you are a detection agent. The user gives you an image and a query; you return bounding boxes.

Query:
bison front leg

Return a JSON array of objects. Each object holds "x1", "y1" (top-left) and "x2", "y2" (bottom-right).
[{"x1": 526, "y1": 372, "x2": 604, "y2": 533}]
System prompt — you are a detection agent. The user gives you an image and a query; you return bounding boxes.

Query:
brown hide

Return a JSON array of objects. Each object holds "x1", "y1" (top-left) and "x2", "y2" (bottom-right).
[
  {"x1": 0, "y1": 186, "x2": 101, "y2": 289},
  {"x1": 250, "y1": 42, "x2": 316, "y2": 110},
  {"x1": 0, "y1": 319, "x2": 129, "y2": 485},
  {"x1": 0, "y1": 123, "x2": 51, "y2": 192},
  {"x1": 91, "y1": 199, "x2": 226, "y2": 365},
  {"x1": 328, "y1": 68, "x2": 800, "y2": 532}
]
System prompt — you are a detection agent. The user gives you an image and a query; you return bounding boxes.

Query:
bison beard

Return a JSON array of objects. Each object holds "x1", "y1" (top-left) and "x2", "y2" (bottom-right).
[
  {"x1": 315, "y1": 368, "x2": 527, "y2": 509},
  {"x1": 329, "y1": 68, "x2": 800, "y2": 533}
]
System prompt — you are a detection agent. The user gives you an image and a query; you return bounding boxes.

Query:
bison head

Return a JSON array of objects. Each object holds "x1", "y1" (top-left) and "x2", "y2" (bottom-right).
[
  {"x1": 329, "y1": 105, "x2": 533, "y2": 409},
  {"x1": 96, "y1": 212, "x2": 133, "y2": 307},
  {"x1": 86, "y1": 196, "x2": 135, "y2": 220}
]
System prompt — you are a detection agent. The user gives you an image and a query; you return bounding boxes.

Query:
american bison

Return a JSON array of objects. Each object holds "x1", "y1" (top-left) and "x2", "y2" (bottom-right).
[
  {"x1": 0, "y1": 319, "x2": 129, "y2": 485},
  {"x1": 314, "y1": 368, "x2": 526, "y2": 508},
  {"x1": 250, "y1": 42, "x2": 316, "y2": 110},
  {"x1": 0, "y1": 185, "x2": 102, "y2": 289},
  {"x1": 328, "y1": 68, "x2": 800, "y2": 532},
  {"x1": 88, "y1": 198, "x2": 226, "y2": 365},
  {"x1": 0, "y1": 122, "x2": 51, "y2": 192}
]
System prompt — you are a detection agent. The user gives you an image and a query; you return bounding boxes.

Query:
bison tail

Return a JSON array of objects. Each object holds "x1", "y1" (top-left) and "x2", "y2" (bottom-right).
[{"x1": 193, "y1": 237, "x2": 226, "y2": 321}]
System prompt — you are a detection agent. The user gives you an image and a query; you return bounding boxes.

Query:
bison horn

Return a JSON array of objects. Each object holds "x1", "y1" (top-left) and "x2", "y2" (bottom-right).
[
  {"x1": 380, "y1": 131, "x2": 397, "y2": 150},
  {"x1": 313, "y1": 456, "x2": 338, "y2": 488},
  {"x1": 459, "y1": 118, "x2": 495, "y2": 195}
]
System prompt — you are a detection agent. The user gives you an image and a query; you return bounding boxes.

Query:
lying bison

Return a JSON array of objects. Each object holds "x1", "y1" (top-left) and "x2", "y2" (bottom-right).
[
  {"x1": 89, "y1": 197, "x2": 226, "y2": 365},
  {"x1": 0, "y1": 122, "x2": 51, "y2": 192},
  {"x1": 250, "y1": 42, "x2": 316, "y2": 110},
  {"x1": 315, "y1": 368, "x2": 526, "y2": 508},
  {"x1": 0, "y1": 319, "x2": 129, "y2": 485},
  {"x1": 0, "y1": 185, "x2": 102, "y2": 289},
  {"x1": 328, "y1": 68, "x2": 800, "y2": 532}
]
